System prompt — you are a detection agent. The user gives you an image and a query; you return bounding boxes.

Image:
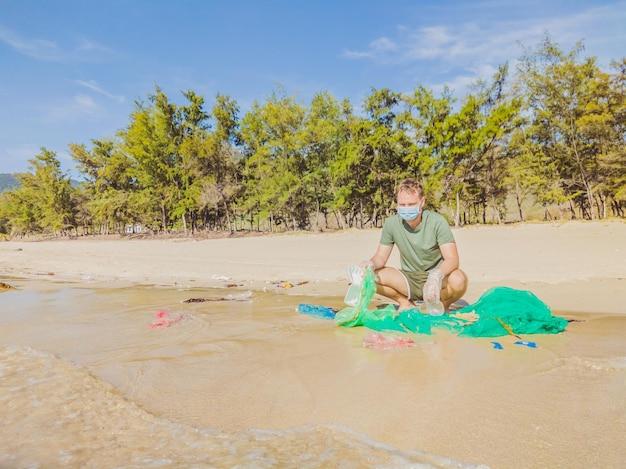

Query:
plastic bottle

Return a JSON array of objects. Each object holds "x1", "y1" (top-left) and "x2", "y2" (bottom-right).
[{"x1": 344, "y1": 265, "x2": 365, "y2": 306}]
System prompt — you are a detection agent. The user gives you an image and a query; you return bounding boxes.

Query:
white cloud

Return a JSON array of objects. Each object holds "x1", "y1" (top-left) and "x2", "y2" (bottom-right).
[
  {"x1": 342, "y1": 2, "x2": 626, "y2": 67},
  {"x1": 0, "y1": 26, "x2": 115, "y2": 62},
  {"x1": 75, "y1": 80, "x2": 125, "y2": 103},
  {"x1": 0, "y1": 26, "x2": 62, "y2": 61},
  {"x1": 343, "y1": 36, "x2": 397, "y2": 60},
  {"x1": 44, "y1": 94, "x2": 100, "y2": 122}
]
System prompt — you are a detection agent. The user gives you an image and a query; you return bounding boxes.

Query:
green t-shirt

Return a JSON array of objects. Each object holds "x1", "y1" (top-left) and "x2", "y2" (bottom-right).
[{"x1": 380, "y1": 210, "x2": 455, "y2": 273}]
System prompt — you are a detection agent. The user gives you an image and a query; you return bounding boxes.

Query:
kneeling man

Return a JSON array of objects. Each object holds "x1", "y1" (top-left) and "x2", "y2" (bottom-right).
[{"x1": 363, "y1": 178, "x2": 468, "y2": 311}]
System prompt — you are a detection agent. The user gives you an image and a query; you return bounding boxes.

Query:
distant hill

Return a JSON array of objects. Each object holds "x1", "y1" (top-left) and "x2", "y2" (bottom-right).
[{"x1": 0, "y1": 174, "x2": 18, "y2": 192}]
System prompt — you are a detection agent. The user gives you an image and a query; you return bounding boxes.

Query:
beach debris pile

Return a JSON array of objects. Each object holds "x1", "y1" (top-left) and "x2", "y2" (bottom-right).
[
  {"x1": 334, "y1": 268, "x2": 568, "y2": 338},
  {"x1": 149, "y1": 310, "x2": 183, "y2": 329}
]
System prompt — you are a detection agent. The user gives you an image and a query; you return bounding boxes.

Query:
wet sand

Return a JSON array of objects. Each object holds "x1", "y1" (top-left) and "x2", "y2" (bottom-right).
[
  {"x1": 1, "y1": 221, "x2": 625, "y2": 314},
  {"x1": 1, "y1": 280, "x2": 625, "y2": 468}
]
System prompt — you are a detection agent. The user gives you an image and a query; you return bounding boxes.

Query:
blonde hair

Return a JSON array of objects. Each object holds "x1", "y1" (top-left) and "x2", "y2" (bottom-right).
[{"x1": 396, "y1": 178, "x2": 424, "y2": 197}]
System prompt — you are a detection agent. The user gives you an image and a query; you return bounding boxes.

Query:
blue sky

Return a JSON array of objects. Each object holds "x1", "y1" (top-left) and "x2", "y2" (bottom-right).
[{"x1": 1, "y1": 0, "x2": 625, "y2": 174}]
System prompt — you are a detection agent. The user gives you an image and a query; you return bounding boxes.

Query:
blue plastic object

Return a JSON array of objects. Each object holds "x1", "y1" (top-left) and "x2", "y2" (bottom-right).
[
  {"x1": 297, "y1": 304, "x2": 336, "y2": 320},
  {"x1": 491, "y1": 341, "x2": 504, "y2": 350},
  {"x1": 514, "y1": 340, "x2": 537, "y2": 348}
]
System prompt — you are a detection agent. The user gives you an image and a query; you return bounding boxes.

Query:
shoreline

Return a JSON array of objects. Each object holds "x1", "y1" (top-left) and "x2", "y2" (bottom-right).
[{"x1": 1, "y1": 221, "x2": 625, "y2": 314}]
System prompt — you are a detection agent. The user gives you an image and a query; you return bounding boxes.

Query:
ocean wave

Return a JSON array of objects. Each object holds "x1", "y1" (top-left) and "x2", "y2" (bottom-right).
[{"x1": 0, "y1": 346, "x2": 483, "y2": 468}]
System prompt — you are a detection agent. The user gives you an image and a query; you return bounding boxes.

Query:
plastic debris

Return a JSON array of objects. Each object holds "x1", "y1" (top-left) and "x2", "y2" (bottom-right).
[
  {"x1": 335, "y1": 268, "x2": 567, "y2": 337},
  {"x1": 225, "y1": 291, "x2": 253, "y2": 301},
  {"x1": 211, "y1": 274, "x2": 231, "y2": 281},
  {"x1": 491, "y1": 341, "x2": 504, "y2": 350},
  {"x1": 363, "y1": 333, "x2": 415, "y2": 350},
  {"x1": 514, "y1": 340, "x2": 537, "y2": 349},
  {"x1": 344, "y1": 265, "x2": 365, "y2": 306},
  {"x1": 297, "y1": 304, "x2": 336, "y2": 320},
  {"x1": 183, "y1": 291, "x2": 252, "y2": 303},
  {"x1": 149, "y1": 310, "x2": 183, "y2": 329}
]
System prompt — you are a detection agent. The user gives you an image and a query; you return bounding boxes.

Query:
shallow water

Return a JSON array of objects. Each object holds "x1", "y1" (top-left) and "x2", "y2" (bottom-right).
[{"x1": 1, "y1": 279, "x2": 625, "y2": 468}]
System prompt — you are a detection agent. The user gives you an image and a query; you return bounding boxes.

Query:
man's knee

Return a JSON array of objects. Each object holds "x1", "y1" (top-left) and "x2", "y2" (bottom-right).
[
  {"x1": 447, "y1": 269, "x2": 468, "y2": 293},
  {"x1": 373, "y1": 266, "x2": 393, "y2": 286}
]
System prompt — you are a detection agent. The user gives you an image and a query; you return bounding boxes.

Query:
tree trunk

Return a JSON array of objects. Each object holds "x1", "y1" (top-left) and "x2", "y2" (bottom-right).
[
  {"x1": 333, "y1": 211, "x2": 341, "y2": 229},
  {"x1": 223, "y1": 201, "x2": 232, "y2": 234},
  {"x1": 454, "y1": 191, "x2": 461, "y2": 228},
  {"x1": 315, "y1": 200, "x2": 320, "y2": 231},
  {"x1": 515, "y1": 182, "x2": 524, "y2": 222},
  {"x1": 359, "y1": 200, "x2": 363, "y2": 229},
  {"x1": 161, "y1": 203, "x2": 167, "y2": 233}
]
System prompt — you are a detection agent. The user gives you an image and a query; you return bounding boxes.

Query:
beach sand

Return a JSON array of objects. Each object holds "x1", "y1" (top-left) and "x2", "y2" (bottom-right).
[
  {"x1": 1, "y1": 221, "x2": 625, "y2": 313},
  {"x1": 1, "y1": 221, "x2": 625, "y2": 467}
]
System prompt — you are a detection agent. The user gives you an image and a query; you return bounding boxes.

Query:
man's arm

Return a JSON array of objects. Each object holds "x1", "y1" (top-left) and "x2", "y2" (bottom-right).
[
  {"x1": 364, "y1": 243, "x2": 393, "y2": 271},
  {"x1": 437, "y1": 242, "x2": 460, "y2": 276}
]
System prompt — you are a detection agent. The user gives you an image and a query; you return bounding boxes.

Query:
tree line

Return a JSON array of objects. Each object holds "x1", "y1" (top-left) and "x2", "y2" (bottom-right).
[{"x1": 1, "y1": 38, "x2": 624, "y2": 237}]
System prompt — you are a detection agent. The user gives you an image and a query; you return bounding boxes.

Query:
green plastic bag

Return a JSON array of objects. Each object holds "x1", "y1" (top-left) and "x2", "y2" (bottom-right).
[
  {"x1": 456, "y1": 286, "x2": 568, "y2": 337},
  {"x1": 336, "y1": 269, "x2": 568, "y2": 337},
  {"x1": 336, "y1": 268, "x2": 466, "y2": 334}
]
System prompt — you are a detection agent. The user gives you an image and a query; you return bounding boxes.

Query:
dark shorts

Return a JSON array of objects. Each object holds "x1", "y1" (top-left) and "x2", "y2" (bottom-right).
[{"x1": 399, "y1": 269, "x2": 430, "y2": 301}]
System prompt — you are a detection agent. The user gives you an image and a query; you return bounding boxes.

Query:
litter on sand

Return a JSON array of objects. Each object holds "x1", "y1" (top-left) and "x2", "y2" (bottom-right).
[
  {"x1": 297, "y1": 303, "x2": 336, "y2": 319},
  {"x1": 183, "y1": 291, "x2": 253, "y2": 303},
  {"x1": 334, "y1": 267, "x2": 567, "y2": 338},
  {"x1": 272, "y1": 280, "x2": 310, "y2": 289},
  {"x1": 149, "y1": 310, "x2": 183, "y2": 329},
  {"x1": 363, "y1": 333, "x2": 416, "y2": 350},
  {"x1": 211, "y1": 274, "x2": 231, "y2": 281},
  {"x1": 514, "y1": 340, "x2": 537, "y2": 348},
  {"x1": 0, "y1": 282, "x2": 15, "y2": 291},
  {"x1": 491, "y1": 341, "x2": 504, "y2": 350}
]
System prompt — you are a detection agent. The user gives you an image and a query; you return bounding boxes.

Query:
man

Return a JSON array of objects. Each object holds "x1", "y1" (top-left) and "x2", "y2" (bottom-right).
[{"x1": 363, "y1": 178, "x2": 468, "y2": 311}]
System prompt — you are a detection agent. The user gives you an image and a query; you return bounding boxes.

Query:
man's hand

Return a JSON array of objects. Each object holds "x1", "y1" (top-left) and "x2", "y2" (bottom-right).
[
  {"x1": 364, "y1": 244, "x2": 393, "y2": 272},
  {"x1": 359, "y1": 259, "x2": 375, "y2": 270},
  {"x1": 422, "y1": 268, "x2": 444, "y2": 303}
]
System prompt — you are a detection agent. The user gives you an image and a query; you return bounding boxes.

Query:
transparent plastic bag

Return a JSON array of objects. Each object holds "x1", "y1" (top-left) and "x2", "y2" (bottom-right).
[{"x1": 343, "y1": 265, "x2": 365, "y2": 306}]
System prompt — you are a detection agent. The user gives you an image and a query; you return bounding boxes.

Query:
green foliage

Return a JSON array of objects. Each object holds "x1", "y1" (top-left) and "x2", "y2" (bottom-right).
[
  {"x1": 1, "y1": 39, "x2": 623, "y2": 236},
  {"x1": 0, "y1": 149, "x2": 75, "y2": 235}
]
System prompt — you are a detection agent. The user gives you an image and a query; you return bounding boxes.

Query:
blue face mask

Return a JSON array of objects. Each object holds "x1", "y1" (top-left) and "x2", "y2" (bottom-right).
[{"x1": 397, "y1": 205, "x2": 421, "y2": 221}]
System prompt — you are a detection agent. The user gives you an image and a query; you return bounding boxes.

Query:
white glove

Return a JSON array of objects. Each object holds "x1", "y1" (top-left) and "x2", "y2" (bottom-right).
[{"x1": 422, "y1": 269, "x2": 444, "y2": 303}]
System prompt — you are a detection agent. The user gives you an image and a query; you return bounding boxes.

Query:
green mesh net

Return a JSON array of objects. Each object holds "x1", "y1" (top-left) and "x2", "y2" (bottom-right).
[{"x1": 335, "y1": 268, "x2": 568, "y2": 337}]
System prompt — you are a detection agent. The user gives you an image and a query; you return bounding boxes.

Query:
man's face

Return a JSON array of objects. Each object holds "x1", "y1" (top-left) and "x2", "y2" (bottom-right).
[{"x1": 397, "y1": 189, "x2": 423, "y2": 209}]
